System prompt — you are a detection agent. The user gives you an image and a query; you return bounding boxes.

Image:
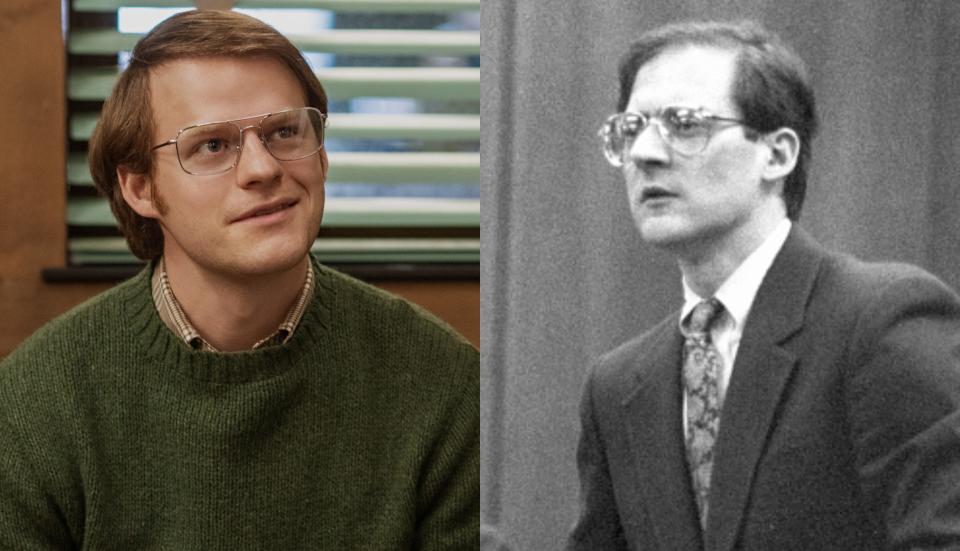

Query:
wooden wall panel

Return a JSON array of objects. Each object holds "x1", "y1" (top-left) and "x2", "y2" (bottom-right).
[
  {"x1": 0, "y1": 0, "x2": 79, "y2": 358},
  {"x1": 377, "y1": 281, "x2": 480, "y2": 348}
]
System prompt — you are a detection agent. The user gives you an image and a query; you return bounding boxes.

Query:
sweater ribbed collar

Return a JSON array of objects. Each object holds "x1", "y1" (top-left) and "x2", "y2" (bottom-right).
[{"x1": 121, "y1": 255, "x2": 333, "y2": 383}]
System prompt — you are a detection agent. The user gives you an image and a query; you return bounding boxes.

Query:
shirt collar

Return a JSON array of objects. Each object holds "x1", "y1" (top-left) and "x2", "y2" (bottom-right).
[
  {"x1": 151, "y1": 256, "x2": 315, "y2": 352},
  {"x1": 680, "y1": 218, "x2": 792, "y2": 330}
]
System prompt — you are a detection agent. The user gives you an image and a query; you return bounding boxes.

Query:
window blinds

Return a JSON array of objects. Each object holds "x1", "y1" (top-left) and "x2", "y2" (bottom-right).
[{"x1": 66, "y1": 0, "x2": 480, "y2": 269}]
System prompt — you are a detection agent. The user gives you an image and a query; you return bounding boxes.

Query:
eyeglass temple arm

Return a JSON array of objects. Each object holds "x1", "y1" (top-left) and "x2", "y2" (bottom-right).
[
  {"x1": 151, "y1": 139, "x2": 177, "y2": 151},
  {"x1": 704, "y1": 114, "x2": 746, "y2": 124}
]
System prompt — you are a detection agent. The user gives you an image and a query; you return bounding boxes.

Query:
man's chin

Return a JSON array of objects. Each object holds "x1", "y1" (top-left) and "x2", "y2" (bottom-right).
[
  {"x1": 635, "y1": 219, "x2": 692, "y2": 250},
  {"x1": 233, "y1": 241, "x2": 312, "y2": 277}
]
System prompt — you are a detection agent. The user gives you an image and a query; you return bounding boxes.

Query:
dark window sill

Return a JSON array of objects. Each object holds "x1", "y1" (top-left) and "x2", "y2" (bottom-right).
[{"x1": 42, "y1": 263, "x2": 479, "y2": 283}]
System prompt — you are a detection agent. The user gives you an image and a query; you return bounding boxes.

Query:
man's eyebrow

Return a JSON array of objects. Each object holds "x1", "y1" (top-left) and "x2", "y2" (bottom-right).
[
  {"x1": 178, "y1": 110, "x2": 284, "y2": 129},
  {"x1": 624, "y1": 105, "x2": 707, "y2": 114}
]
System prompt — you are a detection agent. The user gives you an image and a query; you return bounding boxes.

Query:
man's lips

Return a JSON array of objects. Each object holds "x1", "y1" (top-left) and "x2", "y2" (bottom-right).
[
  {"x1": 231, "y1": 198, "x2": 299, "y2": 223},
  {"x1": 640, "y1": 187, "x2": 678, "y2": 203}
]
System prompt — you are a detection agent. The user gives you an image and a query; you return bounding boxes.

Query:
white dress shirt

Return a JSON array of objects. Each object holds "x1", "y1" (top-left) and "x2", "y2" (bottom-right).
[{"x1": 680, "y1": 218, "x2": 792, "y2": 428}]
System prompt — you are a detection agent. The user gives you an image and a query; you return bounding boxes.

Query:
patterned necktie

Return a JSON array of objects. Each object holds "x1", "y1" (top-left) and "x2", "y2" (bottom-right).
[{"x1": 682, "y1": 298, "x2": 725, "y2": 529}]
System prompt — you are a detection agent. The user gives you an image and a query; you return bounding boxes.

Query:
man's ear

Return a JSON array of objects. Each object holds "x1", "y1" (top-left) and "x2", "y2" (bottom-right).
[
  {"x1": 117, "y1": 166, "x2": 162, "y2": 219},
  {"x1": 761, "y1": 127, "x2": 800, "y2": 183},
  {"x1": 319, "y1": 149, "x2": 329, "y2": 179}
]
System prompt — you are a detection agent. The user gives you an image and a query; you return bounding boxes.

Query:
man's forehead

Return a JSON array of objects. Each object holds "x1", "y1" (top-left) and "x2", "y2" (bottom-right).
[
  {"x1": 147, "y1": 56, "x2": 306, "y2": 129},
  {"x1": 627, "y1": 45, "x2": 739, "y2": 111}
]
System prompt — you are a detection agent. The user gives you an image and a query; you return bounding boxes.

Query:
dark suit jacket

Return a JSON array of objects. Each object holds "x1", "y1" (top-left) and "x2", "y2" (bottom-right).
[{"x1": 568, "y1": 227, "x2": 960, "y2": 550}]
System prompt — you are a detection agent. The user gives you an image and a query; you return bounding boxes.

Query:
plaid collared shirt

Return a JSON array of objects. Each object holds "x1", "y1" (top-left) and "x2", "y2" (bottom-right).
[{"x1": 151, "y1": 257, "x2": 315, "y2": 352}]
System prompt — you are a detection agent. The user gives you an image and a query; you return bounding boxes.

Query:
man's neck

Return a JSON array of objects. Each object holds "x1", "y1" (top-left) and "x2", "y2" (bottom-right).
[
  {"x1": 676, "y1": 209, "x2": 787, "y2": 298},
  {"x1": 162, "y1": 253, "x2": 310, "y2": 352}
]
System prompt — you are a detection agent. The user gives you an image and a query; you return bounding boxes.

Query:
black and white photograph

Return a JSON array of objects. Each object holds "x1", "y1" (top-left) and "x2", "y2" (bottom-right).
[{"x1": 483, "y1": 1, "x2": 960, "y2": 550}]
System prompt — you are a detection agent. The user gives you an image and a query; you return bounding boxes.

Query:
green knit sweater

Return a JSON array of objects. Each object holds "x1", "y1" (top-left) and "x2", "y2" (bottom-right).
[{"x1": 0, "y1": 258, "x2": 479, "y2": 550}]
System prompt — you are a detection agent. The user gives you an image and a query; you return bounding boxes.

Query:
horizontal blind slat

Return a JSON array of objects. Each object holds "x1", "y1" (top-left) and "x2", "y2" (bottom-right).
[
  {"x1": 71, "y1": 251, "x2": 479, "y2": 263},
  {"x1": 71, "y1": 113, "x2": 480, "y2": 141},
  {"x1": 68, "y1": 152, "x2": 480, "y2": 185},
  {"x1": 69, "y1": 236, "x2": 479, "y2": 264},
  {"x1": 70, "y1": 67, "x2": 480, "y2": 101},
  {"x1": 327, "y1": 152, "x2": 480, "y2": 182},
  {"x1": 74, "y1": 0, "x2": 479, "y2": 12},
  {"x1": 317, "y1": 67, "x2": 479, "y2": 100},
  {"x1": 70, "y1": 29, "x2": 479, "y2": 56},
  {"x1": 68, "y1": 196, "x2": 480, "y2": 227},
  {"x1": 71, "y1": 236, "x2": 479, "y2": 253}
]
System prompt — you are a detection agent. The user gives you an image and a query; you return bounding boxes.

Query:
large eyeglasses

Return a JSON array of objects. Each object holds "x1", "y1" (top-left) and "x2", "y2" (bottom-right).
[
  {"x1": 597, "y1": 106, "x2": 747, "y2": 167},
  {"x1": 152, "y1": 106, "x2": 328, "y2": 176}
]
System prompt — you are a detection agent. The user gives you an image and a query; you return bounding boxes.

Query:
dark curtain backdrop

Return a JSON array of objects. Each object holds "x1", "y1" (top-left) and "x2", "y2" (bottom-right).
[{"x1": 481, "y1": 1, "x2": 960, "y2": 549}]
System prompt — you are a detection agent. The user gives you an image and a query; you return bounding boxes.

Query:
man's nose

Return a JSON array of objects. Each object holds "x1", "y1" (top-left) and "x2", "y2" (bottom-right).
[
  {"x1": 626, "y1": 121, "x2": 671, "y2": 166},
  {"x1": 235, "y1": 126, "x2": 283, "y2": 186}
]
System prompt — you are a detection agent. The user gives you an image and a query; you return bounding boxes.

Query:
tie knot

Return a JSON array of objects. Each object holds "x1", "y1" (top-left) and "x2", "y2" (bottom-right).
[{"x1": 686, "y1": 298, "x2": 724, "y2": 335}]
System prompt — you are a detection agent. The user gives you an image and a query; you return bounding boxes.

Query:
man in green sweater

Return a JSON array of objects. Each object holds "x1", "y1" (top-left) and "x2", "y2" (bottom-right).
[{"x1": 0, "y1": 10, "x2": 478, "y2": 550}]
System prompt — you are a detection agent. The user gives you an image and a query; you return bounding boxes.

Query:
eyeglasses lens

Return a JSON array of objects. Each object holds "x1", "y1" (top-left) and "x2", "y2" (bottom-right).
[
  {"x1": 177, "y1": 123, "x2": 241, "y2": 175},
  {"x1": 262, "y1": 108, "x2": 324, "y2": 161},
  {"x1": 599, "y1": 115, "x2": 629, "y2": 167}
]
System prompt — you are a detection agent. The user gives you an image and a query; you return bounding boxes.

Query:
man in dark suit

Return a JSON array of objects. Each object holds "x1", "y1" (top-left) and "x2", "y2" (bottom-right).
[{"x1": 568, "y1": 20, "x2": 960, "y2": 550}]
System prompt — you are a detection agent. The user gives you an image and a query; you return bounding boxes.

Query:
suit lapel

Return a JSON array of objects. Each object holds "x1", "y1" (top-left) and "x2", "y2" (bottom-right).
[
  {"x1": 705, "y1": 227, "x2": 825, "y2": 551},
  {"x1": 622, "y1": 319, "x2": 704, "y2": 551}
]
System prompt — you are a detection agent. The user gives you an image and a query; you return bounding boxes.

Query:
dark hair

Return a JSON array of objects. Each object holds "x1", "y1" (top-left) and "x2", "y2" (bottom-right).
[
  {"x1": 617, "y1": 20, "x2": 817, "y2": 220},
  {"x1": 88, "y1": 9, "x2": 328, "y2": 260}
]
